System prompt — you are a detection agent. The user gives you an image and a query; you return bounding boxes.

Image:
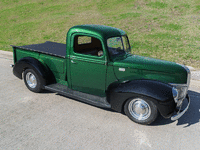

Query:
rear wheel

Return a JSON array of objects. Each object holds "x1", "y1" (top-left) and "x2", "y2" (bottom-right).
[
  {"x1": 23, "y1": 69, "x2": 43, "y2": 93},
  {"x1": 124, "y1": 97, "x2": 158, "y2": 125}
]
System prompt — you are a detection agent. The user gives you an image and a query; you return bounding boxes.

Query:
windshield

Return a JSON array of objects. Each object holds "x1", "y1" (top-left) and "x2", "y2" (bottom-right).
[{"x1": 107, "y1": 35, "x2": 131, "y2": 57}]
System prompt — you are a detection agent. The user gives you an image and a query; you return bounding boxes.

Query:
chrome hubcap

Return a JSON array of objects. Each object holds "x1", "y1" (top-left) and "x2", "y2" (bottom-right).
[
  {"x1": 26, "y1": 72, "x2": 37, "y2": 88},
  {"x1": 128, "y1": 98, "x2": 151, "y2": 121}
]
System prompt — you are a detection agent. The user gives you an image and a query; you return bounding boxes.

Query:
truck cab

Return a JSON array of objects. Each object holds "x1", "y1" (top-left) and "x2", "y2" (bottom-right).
[{"x1": 11, "y1": 24, "x2": 191, "y2": 125}]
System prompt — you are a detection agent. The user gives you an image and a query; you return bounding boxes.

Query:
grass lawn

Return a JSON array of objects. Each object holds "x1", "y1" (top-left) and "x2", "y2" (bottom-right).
[{"x1": 1, "y1": 0, "x2": 200, "y2": 68}]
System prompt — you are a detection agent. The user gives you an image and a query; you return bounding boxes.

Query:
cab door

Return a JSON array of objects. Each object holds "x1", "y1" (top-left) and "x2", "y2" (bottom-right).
[{"x1": 70, "y1": 34, "x2": 107, "y2": 97}]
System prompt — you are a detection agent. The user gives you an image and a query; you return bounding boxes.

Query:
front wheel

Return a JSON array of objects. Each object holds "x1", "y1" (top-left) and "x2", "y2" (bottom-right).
[
  {"x1": 124, "y1": 97, "x2": 158, "y2": 125},
  {"x1": 23, "y1": 69, "x2": 43, "y2": 93}
]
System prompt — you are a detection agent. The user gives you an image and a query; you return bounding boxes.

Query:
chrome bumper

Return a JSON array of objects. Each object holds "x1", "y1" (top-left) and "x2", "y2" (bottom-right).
[{"x1": 171, "y1": 94, "x2": 190, "y2": 121}]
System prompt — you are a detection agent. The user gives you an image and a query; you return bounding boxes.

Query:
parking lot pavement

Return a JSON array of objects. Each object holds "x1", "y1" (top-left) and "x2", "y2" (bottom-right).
[{"x1": 0, "y1": 50, "x2": 200, "y2": 150}]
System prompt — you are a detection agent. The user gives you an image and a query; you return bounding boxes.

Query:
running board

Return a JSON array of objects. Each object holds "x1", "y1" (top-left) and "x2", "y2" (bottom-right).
[{"x1": 44, "y1": 83, "x2": 111, "y2": 108}]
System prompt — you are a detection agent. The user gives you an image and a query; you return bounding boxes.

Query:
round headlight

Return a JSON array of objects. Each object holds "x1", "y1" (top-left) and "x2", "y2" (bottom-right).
[{"x1": 172, "y1": 87, "x2": 178, "y2": 102}]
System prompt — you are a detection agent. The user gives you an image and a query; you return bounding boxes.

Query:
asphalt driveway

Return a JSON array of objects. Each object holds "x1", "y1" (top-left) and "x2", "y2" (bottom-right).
[{"x1": 0, "y1": 51, "x2": 200, "y2": 150}]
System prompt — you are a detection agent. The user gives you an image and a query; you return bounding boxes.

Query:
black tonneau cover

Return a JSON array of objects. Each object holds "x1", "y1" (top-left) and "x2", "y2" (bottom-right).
[{"x1": 11, "y1": 41, "x2": 66, "y2": 58}]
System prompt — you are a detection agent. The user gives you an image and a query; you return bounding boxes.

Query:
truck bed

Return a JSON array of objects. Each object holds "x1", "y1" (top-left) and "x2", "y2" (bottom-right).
[{"x1": 11, "y1": 41, "x2": 66, "y2": 58}]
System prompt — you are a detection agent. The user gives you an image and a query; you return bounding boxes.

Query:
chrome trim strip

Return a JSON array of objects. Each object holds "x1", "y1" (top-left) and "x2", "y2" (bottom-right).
[
  {"x1": 171, "y1": 94, "x2": 190, "y2": 121},
  {"x1": 186, "y1": 67, "x2": 191, "y2": 88},
  {"x1": 178, "y1": 64, "x2": 191, "y2": 88},
  {"x1": 175, "y1": 63, "x2": 191, "y2": 87},
  {"x1": 169, "y1": 83, "x2": 187, "y2": 87},
  {"x1": 169, "y1": 64, "x2": 191, "y2": 103}
]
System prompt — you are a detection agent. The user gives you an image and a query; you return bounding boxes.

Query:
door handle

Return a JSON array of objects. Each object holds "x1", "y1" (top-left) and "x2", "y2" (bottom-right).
[{"x1": 71, "y1": 60, "x2": 76, "y2": 64}]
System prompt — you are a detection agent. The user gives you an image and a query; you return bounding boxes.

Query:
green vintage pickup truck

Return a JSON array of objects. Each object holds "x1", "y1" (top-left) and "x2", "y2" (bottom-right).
[{"x1": 11, "y1": 24, "x2": 191, "y2": 125}]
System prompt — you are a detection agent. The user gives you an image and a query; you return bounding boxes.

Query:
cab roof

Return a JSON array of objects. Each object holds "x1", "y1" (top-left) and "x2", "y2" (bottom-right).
[{"x1": 68, "y1": 24, "x2": 126, "y2": 39}]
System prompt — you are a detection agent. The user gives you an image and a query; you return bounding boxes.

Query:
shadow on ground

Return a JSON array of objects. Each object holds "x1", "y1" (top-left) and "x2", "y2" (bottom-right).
[
  {"x1": 41, "y1": 89, "x2": 54, "y2": 93},
  {"x1": 151, "y1": 90, "x2": 200, "y2": 127},
  {"x1": 42, "y1": 89, "x2": 200, "y2": 127},
  {"x1": 55, "y1": 93, "x2": 115, "y2": 112}
]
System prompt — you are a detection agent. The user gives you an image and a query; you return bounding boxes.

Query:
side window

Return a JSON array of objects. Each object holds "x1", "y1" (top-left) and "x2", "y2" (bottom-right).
[
  {"x1": 74, "y1": 35, "x2": 103, "y2": 57},
  {"x1": 78, "y1": 36, "x2": 91, "y2": 45}
]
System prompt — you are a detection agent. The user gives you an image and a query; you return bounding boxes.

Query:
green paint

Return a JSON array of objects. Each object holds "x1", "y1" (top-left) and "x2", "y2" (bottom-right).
[
  {"x1": 39, "y1": 54, "x2": 67, "y2": 82},
  {"x1": 14, "y1": 25, "x2": 188, "y2": 97},
  {"x1": 113, "y1": 54, "x2": 187, "y2": 84},
  {"x1": 15, "y1": 48, "x2": 39, "y2": 61}
]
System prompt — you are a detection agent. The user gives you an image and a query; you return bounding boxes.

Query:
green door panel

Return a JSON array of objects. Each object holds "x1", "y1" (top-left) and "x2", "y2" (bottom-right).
[
  {"x1": 69, "y1": 33, "x2": 107, "y2": 97},
  {"x1": 70, "y1": 55, "x2": 106, "y2": 97}
]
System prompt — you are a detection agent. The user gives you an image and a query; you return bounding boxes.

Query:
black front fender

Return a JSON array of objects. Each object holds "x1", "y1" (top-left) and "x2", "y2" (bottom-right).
[{"x1": 108, "y1": 80, "x2": 176, "y2": 118}]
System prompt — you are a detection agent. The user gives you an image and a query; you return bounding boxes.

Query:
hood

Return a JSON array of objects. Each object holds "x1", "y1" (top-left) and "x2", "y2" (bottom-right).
[{"x1": 113, "y1": 54, "x2": 187, "y2": 84}]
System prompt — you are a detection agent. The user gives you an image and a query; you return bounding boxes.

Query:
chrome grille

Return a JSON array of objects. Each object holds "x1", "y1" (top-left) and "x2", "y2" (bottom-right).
[
  {"x1": 177, "y1": 64, "x2": 191, "y2": 88},
  {"x1": 170, "y1": 64, "x2": 191, "y2": 104}
]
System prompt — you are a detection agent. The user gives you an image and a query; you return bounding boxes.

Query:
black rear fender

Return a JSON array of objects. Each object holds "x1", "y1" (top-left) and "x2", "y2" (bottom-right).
[{"x1": 13, "y1": 57, "x2": 54, "y2": 85}]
